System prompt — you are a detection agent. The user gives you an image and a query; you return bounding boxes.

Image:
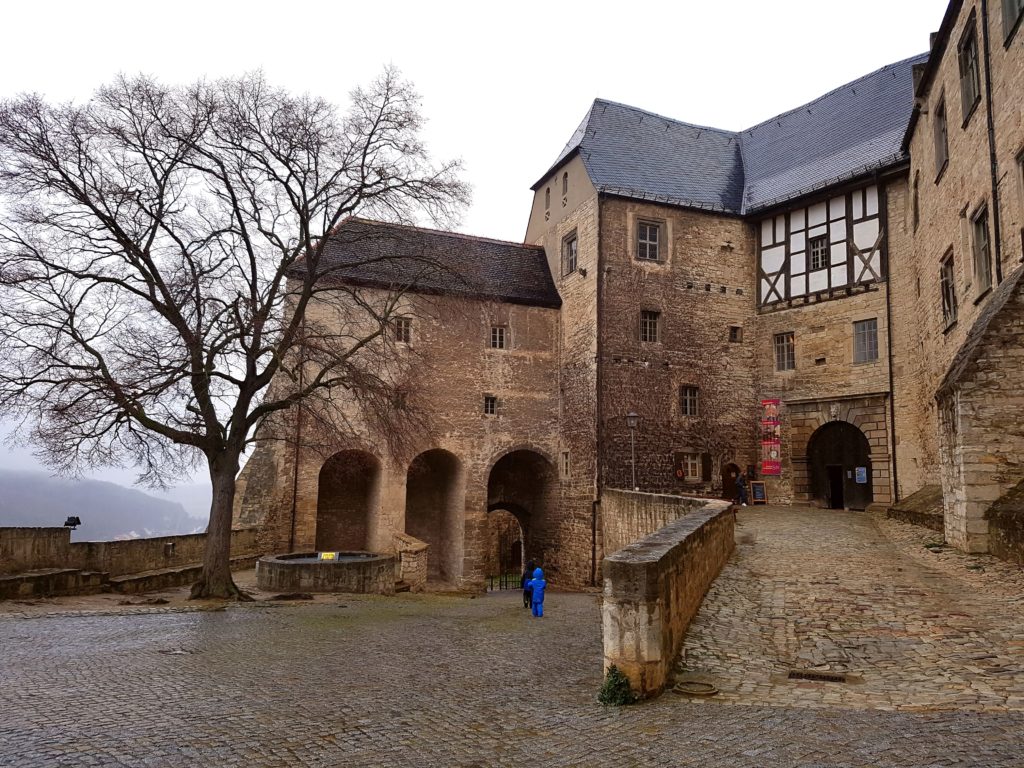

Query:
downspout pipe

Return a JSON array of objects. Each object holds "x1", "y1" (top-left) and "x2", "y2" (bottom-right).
[
  {"x1": 880, "y1": 172, "x2": 900, "y2": 504},
  {"x1": 592, "y1": 192, "x2": 604, "y2": 587},
  {"x1": 981, "y1": 0, "x2": 1004, "y2": 283}
]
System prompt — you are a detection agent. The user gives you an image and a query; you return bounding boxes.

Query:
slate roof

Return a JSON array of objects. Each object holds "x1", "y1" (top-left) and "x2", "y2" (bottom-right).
[
  {"x1": 301, "y1": 218, "x2": 561, "y2": 309},
  {"x1": 540, "y1": 53, "x2": 928, "y2": 216}
]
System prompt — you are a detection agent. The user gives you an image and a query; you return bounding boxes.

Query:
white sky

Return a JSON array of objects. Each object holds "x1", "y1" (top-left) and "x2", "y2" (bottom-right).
[{"x1": 0, "y1": 0, "x2": 950, "y2": 486}]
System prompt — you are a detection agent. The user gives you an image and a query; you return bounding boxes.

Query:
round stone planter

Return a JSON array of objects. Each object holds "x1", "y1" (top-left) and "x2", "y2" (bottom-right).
[{"x1": 256, "y1": 552, "x2": 396, "y2": 595}]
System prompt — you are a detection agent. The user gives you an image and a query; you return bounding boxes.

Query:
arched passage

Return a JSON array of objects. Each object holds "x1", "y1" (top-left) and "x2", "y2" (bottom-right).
[
  {"x1": 484, "y1": 508, "x2": 524, "y2": 586},
  {"x1": 487, "y1": 450, "x2": 556, "y2": 568},
  {"x1": 316, "y1": 450, "x2": 381, "y2": 551},
  {"x1": 807, "y1": 421, "x2": 873, "y2": 510},
  {"x1": 405, "y1": 449, "x2": 463, "y2": 583}
]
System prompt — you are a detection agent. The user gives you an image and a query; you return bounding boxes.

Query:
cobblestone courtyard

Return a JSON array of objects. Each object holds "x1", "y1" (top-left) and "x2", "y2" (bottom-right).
[{"x1": 2, "y1": 508, "x2": 1024, "y2": 766}]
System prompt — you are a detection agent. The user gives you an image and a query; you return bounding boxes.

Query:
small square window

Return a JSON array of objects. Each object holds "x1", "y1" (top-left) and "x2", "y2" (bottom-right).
[
  {"x1": 394, "y1": 317, "x2": 412, "y2": 344},
  {"x1": 774, "y1": 332, "x2": 795, "y2": 371},
  {"x1": 729, "y1": 326, "x2": 743, "y2": 343},
  {"x1": 940, "y1": 251, "x2": 958, "y2": 328},
  {"x1": 853, "y1": 319, "x2": 879, "y2": 363},
  {"x1": 483, "y1": 395, "x2": 497, "y2": 416},
  {"x1": 680, "y1": 386, "x2": 699, "y2": 417},
  {"x1": 972, "y1": 207, "x2": 993, "y2": 294},
  {"x1": 637, "y1": 221, "x2": 661, "y2": 261},
  {"x1": 490, "y1": 326, "x2": 507, "y2": 349},
  {"x1": 562, "y1": 231, "x2": 578, "y2": 275},
  {"x1": 640, "y1": 310, "x2": 660, "y2": 343},
  {"x1": 809, "y1": 235, "x2": 829, "y2": 271}
]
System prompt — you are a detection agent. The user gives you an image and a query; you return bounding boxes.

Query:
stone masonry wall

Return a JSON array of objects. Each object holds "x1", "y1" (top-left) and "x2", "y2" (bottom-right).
[
  {"x1": 602, "y1": 499, "x2": 734, "y2": 698},
  {"x1": 600, "y1": 489, "x2": 710, "y2": 556}
]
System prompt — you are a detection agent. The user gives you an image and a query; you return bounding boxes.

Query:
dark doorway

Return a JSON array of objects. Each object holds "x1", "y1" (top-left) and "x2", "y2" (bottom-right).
[
  {"x1": 826, "y1": 465, "x2": 845, "y2": 509},
  {"x1": 806, "y1": 421, "x2": 873, "y2": 510},
  {"x1": 721, "y1": 463, "x2": 741, "y2": 502},
  {"x1": 487, "y1": 449, "x2": 555, "y2": 569}
]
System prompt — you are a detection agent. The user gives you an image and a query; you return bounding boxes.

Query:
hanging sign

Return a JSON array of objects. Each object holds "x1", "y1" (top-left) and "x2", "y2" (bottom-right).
[{"x1": 760, "y1": 398, "x2": 782, "y2": 475}]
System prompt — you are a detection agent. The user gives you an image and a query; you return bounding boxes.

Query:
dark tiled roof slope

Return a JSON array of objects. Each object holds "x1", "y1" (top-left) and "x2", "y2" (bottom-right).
[
  {"x1": 541, "y1": 54, "x2": 928, "y2": 216},
  {"x1": 302, "y1": 219, "x2": 561, "y2": 308},
  {"x1": 741, "y1": 53, "x2": 928, "y2": 213}
]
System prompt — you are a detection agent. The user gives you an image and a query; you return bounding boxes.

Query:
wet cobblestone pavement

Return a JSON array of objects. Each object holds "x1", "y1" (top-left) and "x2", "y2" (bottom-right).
[{"x1": 2, "y1": 508, "x2": 1024, "y2": 766}]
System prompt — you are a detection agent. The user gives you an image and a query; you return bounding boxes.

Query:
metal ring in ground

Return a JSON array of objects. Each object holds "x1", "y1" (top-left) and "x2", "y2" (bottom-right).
[{"x1": 672, "y1": 681, "x2": 719, "y2": 696}]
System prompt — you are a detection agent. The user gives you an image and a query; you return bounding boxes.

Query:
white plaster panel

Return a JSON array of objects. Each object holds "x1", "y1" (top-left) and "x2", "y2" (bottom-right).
[
  {"x1": 829, "y1": 196, "x2": 845, "y2": 220},
  {"x1": 761, "y1": 245, "x2": 785, "y2": 273},
  {"x1": 808, "y1": 202, "x2": 827, "y2": 227},
  {"x1": 776, "y1": 215, "x2": 786, "y2": 239},
  {"x1": 853, "y1": 218, "x2": 880, "y2": 250},
  {"x1": 852, "y1": 193, "x2": 863, "y2": 219},
  {"x1": 791, "y1": 274, "x2": 806, "y2": 295},
  {"x1": 791, "y1": 209, "x2": 805, "y2": 230},
  {"x1": 760, "y1": 278, "x2": 776, "y2": 302},
  {"x1": 809, "y1": 224, "x2": 827, "y2": 239},
  {"x1": 866, "y1": 185, "x2": 879, "y2": 216},
  {"x1": 830, "y1": 219, "x2": 847, "y2": 243},
  {"x1": 790, "y1": 231, "x2": 805, "y2": 251},
  {"x1": 761, "y1": 219, "x2": 773, "y2": 244},
  {"x1": 790, "y1": 252, "x2": 806, "y2": 274},
  {"x1": 870, "y1": 253, "x2": 881, "y2": 276},
  {"x1": 808, "y1": 270, "x2": 828, "y2": 292},
  {"x1": 831, "y1": 243, "x2": 846, "y2": 265},
  {"x1": 831, "y1": 266, "x2": 848, "y2": 287}
]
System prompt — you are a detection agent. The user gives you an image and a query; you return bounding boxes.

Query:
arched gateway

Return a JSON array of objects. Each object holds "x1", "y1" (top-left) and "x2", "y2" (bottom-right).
[
  {"x1": 487, "y1": 449, "x2": 556, "y2": 568},
  {"x1": 806, "y1": 421, "x2": 873, "y2": 510}
]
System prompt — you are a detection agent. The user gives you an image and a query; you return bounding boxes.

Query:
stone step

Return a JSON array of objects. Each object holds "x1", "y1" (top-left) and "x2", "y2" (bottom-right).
[
  {"x1": 0, "y1": 568, "x2": 107, "y2": 600},
  {"x1": 107, "y1": 555, "x2": 259, "y2": 595}
]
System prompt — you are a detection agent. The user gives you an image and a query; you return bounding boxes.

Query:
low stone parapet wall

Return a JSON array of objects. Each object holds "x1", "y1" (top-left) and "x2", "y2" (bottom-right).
[
  {"x1": 601, "y1": 489, "x2": 712, "y2": 557},
  {"x1": 394, "y1": 533, "x2": 428, "y2": 592},
  {"x1": 602, "y1": 499, "x2": 734, "y2": 698}
]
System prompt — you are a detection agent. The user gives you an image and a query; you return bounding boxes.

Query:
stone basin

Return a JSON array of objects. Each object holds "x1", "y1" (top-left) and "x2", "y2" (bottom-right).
[{"x1": 256, "y1": 551, "x2": 396, "y2": 595}]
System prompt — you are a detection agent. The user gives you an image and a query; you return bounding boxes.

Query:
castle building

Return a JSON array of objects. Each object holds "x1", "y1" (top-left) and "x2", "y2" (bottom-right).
[{"x1": 236, "y1": 0, "x2": 1024, "y2": 588}]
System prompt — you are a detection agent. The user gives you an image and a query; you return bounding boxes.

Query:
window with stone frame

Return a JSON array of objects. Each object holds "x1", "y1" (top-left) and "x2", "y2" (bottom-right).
[
  {"x1": 958, "y1": 15, "x2": 981, "y2": 123},
  {"x1": 561, "y1": 451, "x2": 570, "y2": 478},
  {"x1": 562, "y1": 231, "x2": 578, "y2": 275},
  {"x1": 490, "y1": 325, "x2": 507, "y2": 349},
  {"x1": 940, "y1": 250, "x2": 958, "y2": 328},
  {"x1": 639, "y1": 310, "x2": 660, "y2": 343},
  {"x1": 912, "y1": 172, "x2": 920, "y2": 231},
  {"x1": 729, "y1": 325, "x2": 743, "y2": 343},
  {"x1": 394, "y1": 316, "x2": 412, "y2": 344},
  {"x1": 680, "y1": 452, "x2": 701, "y2": 480},
  {"x1": 544, "y1": 187, "x2": 550, "y2": 210},
  {"x1": 562, "y1": 172, "x2": 568, "y2": 197},
  {"x1": 483, "y1": 395, "x2": 497, "y2": 416},
  {"x1": 934, "y1": 97, "x2": 949, "y2": 178},
  {"x1": 637, "y1": 221, "x2": 662, "y2": 261},
  {"x1": 808, "y1": 234, "x2": 829, "y2": 271},
  {"x1": 1004, "y1": 0, "x2": 1024, "y2": 41},
  {"x1": 679, "y1": 386, "x2": 699, "y2": 417},
  {"x1": 853, "y1": 318, "x2": 879, "y2": 363},
  {"x1": 774, "y1": 332, "x2": 795, "y2": 371},
  {"x1": 972, "y1": 206, "x2": 993, "y2": 295}
]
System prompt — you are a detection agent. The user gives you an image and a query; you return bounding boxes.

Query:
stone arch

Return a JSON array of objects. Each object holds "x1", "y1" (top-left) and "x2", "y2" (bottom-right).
[
  {"x1": 806, "y1": 421, "x2": 873, "y2": 510},
  {"x1": 316, "y1": 450, "x2": 381, "y2": 551},
  {"x1": 487, "y1": 449, "x2": 557, "y2": 567},
  {"x1": 405, "y1": 448, "x2": 465, "y2": 583}
]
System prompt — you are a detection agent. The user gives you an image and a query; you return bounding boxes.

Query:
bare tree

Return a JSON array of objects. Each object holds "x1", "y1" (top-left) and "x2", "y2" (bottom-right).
[{"x1": 0, "y1": 70, "x2": 469, "y2": 598}]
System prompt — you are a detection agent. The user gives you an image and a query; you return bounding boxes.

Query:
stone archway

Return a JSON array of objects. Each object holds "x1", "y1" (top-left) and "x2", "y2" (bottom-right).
[
  {"x1": 405, "y1": 449, "x2": 464, "y2": 583},
  {"x1": 487, "y1": 450, "x2": 556, "y2": 569},
  {"x1": 807, "y1": 421, "x2": 873, "y2": 510},
  {"x1": 484, "y1": 508, "x2": 524, "y2": 585},
  {"x1": 316, "y1": 450, "x2": 381, "y2": 551}
]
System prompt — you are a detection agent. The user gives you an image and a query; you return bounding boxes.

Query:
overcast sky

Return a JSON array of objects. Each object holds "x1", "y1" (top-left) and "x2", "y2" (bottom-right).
[{"x1": 0, "y1": 0, "x2": 950, "y2": 486}]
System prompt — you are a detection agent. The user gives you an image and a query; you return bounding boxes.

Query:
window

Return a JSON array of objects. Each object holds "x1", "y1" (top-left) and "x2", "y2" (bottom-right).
[
  {"x1": 490, "y1": 326, "x2": 507, "y2": 349},
  {"x1": 853, "y1": 319, "x2": 879, "y2": 363},
  {"x1": 972, "y1": 207, "x2": 993, "y2": 294},
  {"x1": 941, "y1": 251, "x2": 958, "y2": 328},
  {"x1": 561, "y1": 451, "x2": 570, "y2": 478},
  {"x1": 562, "y1": 231, "x2": 578, "y2": 275},
  {"x1": 639, "y1": 310, "x2": 660, "y2": 343},
  {"x1": 729, "y1": 326, "x2": 743, "y2": 343},
  {"x1": 1004, "y1": 0, "x2": 1024, "y2": 41},
  {"x1": 912, "y1": 172, "x2": 920, "y2": 231},
  {"x1": 934, "y1": 98, "x2": 949, "y2": 177},
  {"x1": 680, "y1": 386, "x2": 699, "y2": 417},
  {"x1": 637, "y1": 221, "x2": 661, "y2": 261},
  {"x1": 774, "y1": 332, "x2": 795, "y2": 371},
  {"x1": 544, "y1": 187, "x2": 550, "y2": 210},
  {"x1": 680, "y1": 452, "x2": 701, "y2": 481},
  {"x1": 394, "y1": 317, "x2": 412, "y2": 344},
  {"x1": 958, "y1": 18, "x2": 981, "y2": 122},
  {"x1": 809, "y1": 235, "x2": 829, "y2": 271},
  {"x1": 483, "y1": 395, "x2": 497, "y2": 416},
  {"x1": 562, "y1": 172, "x2": 568, "y2": 197}
]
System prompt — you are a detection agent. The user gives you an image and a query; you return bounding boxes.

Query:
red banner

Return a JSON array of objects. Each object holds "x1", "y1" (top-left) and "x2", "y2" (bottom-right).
[{"x1": 760, "y1": 399, "x2": 781, "y2": 475}]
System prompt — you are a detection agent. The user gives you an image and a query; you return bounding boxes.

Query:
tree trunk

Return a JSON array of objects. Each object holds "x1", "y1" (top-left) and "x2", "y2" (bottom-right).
[{"x1": 190, "y1": 452, "x2": 251, "y2": 600}]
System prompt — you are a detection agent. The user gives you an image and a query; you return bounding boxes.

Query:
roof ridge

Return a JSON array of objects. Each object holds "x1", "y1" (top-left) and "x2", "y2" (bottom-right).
[
  {"x1": 741, "y1": 52, "x2": 929, "y2": 135},
  {"x1": 342, "y1": 217, "x2": 544, "y2": 251},
  {"x1": 590, "y1": 98, "x2": 740, "y2": 139}
]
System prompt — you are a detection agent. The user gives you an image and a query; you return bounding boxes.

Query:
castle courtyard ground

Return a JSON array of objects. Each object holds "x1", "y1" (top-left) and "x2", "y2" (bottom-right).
[{"x1": 2, "y1": 507, "x2": 1024, "y2": 766}]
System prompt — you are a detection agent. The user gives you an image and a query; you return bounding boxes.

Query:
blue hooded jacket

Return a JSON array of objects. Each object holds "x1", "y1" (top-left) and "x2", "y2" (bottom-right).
[{"x1": 528, "y1": 567, "x2": 546, "y2": 603}]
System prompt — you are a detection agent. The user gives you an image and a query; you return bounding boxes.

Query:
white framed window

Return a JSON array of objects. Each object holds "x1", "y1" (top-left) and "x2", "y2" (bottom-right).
[
  {"x1": 853, "y1": 318, "x2": 879, "y2": 363},
  {"x1": 681, "y1": 452, "x2": 701, "y2": 480},
  {"x1": 637, "y1": 221, "x2": 661, "y2": 261},
  {"x1": 680, "y1": 386, "x2": 699, "y2": 417},
  {"x1": 774, "y1": 332, "x2": 795, "y2": 371},
  {"x1": 490, "y1": 326, "x2": 507, "y2": 349},
  {"x1": 394, "y1": 317, "x2": 412, "y2": 344},
  {"x1": 640, "y1": 310, "x2": 660, "y2": 343},
  {"x1": 483, "y1": 395, "x2": 497, "y2": 416},
  {"x1": 958, "y1": 16, "x2": 981, "y2": 122},
  {"x1": 972, "y1": 206, "x2": 993, "y2": 294},
  {"x1": 809, "y1": 235, "x2": 829, "y2": 271},
  {"x1": 562, "y1": 231, "x2": 578, "y2": 275},
  {"x1": 940, "y1": 251, "x2": 958, "y2": 328}
]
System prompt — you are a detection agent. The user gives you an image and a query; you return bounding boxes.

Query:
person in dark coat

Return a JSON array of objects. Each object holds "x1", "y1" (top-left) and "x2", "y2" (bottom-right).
[
  {"x1": 528, "y1": 567, "x2": 547, "y2": 618},
  {"x1": 520, "y1": 559, "x2": 535, "y2": 608},
  {"x1": 737, "y1": 471, "x2": 749, "y2": 506}
]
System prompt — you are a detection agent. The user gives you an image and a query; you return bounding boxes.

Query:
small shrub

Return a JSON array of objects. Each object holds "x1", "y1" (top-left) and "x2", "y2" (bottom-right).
[{"x1": 598, "y1": 665, "x2": 637, "y2": 706}]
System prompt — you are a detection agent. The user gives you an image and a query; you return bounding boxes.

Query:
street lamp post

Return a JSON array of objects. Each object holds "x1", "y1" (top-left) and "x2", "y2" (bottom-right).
[{"x1": 626, "y1": 412, "x2": 640, "y2": 491}]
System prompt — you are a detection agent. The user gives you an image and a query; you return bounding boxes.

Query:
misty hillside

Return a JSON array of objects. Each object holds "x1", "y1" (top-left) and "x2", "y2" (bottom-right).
[{"x1": 0, "y1": 469, "x2": 205, "y2": 541}]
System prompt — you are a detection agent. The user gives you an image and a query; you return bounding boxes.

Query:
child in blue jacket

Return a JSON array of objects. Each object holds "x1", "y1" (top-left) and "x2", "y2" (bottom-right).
[{"x1": 528, "y1": 567, "x2": 547, "y2": 617}]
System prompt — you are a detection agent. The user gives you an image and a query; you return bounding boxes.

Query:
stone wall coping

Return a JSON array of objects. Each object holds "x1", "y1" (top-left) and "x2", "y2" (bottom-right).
[
  {"x1": 393, "y1": 532, "x2": 429, "y2": 553},
  {"x1": 603, "y1": 489, "x2": 716, "y2": 507},
  {"x1": 604, "y1": 499, "x2": 731, "y2": 567}
]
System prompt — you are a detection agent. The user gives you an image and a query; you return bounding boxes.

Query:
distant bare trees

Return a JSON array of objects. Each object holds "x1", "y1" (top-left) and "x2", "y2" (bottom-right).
[{"x1": 0, "y1": 70, "x2": 468, "y2": 597}]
